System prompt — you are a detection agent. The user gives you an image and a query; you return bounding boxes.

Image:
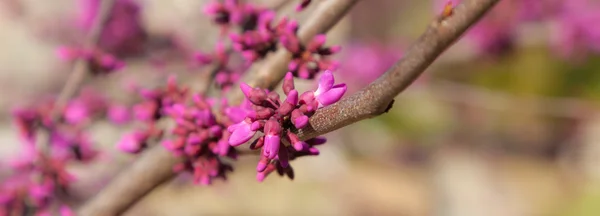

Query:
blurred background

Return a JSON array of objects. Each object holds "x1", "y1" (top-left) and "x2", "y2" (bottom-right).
[{"x1": 2, "y1": 0, "x2": 600, "y2": 215}]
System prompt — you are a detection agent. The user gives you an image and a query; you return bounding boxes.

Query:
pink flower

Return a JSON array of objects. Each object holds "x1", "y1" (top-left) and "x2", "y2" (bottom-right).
[
  {"x1": 338, "y1": 42, "x2": 401, "y2": 91},
  {"x1": 64, "y1": 101, "x2": 90, "y2": 124},
  {"x1": 551, "y1": 0, "x2": 600, "y2": 59},
  {"x1": 107, "y1": 104, "x2": 131, "y2": 124},
  {"x1": 230, "y1": 71, "x2": 345, "y2": 181},
  {"x1": 282, "y1": 34, "x2": 341, "y2": 79},
  {"x1": 117, "y1": 131, "x2": 147, "y2": 153},
  {"x1": 228, "y1": 120, "x2": 256, "y2": 146}
]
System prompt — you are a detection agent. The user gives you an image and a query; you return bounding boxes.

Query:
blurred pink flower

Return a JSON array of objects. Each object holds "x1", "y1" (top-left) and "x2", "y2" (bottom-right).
[
  {"x1": 551, "y1": 0, "x2": 600, "y2": 59},
  {"x1": 338, "y1": 42, "x2": 401, "y2": 92},
  {"x1": 434, "y1": 0, "x2": 521, "y2": 56},
  {"x1": 78, "y1": 0, "x2": 147, "y2": 56},
  {"x1": 107, "y1": 104, "x2": 131, "y2": 124}
]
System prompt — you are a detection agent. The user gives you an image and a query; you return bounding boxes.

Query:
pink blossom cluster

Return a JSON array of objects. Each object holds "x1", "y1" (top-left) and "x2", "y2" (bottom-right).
[
  {"x1": 2, "y1": 88, "x2": 126, "y2": 214},
  {"x1": 118, "y1": 77, "x2": 243, "y2": 185},
  {"x1": 0, "y1": 150, "x2": 75, "y2": 215},
  {"x1": 12, "y1": 89, "x2": 119, "y2": 161},
  {"x1": 551, "y1": 0, "x2": 600, "y2": 59},
  {"x1": 193, "y1": 42, "x2": 242, "y2": 91},
  {"x1": 204, "y1": 0, "x2": 266, "y2": 33},
  {"x1": 229, "y1": 12, "x2": 297, "y2": 63},
  {"x1": 116, "y1": 76, "x2": 189, "y2": 153},
  {"x1": 108, "y1": 0, "x2": 346, "y2": 185},
  {"x1": 338, "y1": 42, "x2": 402, "y2": 92},
  {"x1": 197, "y1": 0, "x2": 341, "y2": 93},
  {"x1": 162, "y1": 95, "x2": 238, "y2": 185},
  {"x1": 283, "y1": 34, "x2": 341, "y2": 79},
  {"x1": 228, "y1": 70, "x2": 346, "y2": 181}
]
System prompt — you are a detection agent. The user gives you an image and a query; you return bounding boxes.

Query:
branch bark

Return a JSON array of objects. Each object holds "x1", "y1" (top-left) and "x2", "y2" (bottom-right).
[
  {"x1": 78, "y1": 0, "x2": 359, "y2": 215},
  {"x1": 78, "y1": 146, "x2": 183, "y2": 216},
  {"x1": 295, "y1": 0, "x2": 500, "y2": 140}
]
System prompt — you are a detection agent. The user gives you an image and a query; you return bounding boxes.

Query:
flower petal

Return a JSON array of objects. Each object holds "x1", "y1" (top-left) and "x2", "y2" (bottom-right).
[
  {"x1": 316, "y1": 84, "x2": 347, "y2": 107},
  {"x1": 315, "y1": 70, "x2": 334, "y2": 96}
]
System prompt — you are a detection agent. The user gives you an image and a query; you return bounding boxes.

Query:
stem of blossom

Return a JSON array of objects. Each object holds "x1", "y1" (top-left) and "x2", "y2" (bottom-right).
[
  {"x1": 294, "y1": 0, "x2": 500, "y2": 140},
  {"x1": 228, "y1": 0, "x2": 360, "y2": 104},
  {"x1": 36, "y1": 0, "x2": 116, "y2": 153},
  {"x1": 50, "y1": 0, "x2": 116, "y2": 119}
]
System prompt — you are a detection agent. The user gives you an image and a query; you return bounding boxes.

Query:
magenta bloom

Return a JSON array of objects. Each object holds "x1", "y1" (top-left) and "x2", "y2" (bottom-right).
[
  {"x1": 551, "y1": 0, "x2": 600, "y2": 59},
  {"x1": 194, "y1": 42, "x2": 242, "y2": 90},
  {"x1": 281, "y1": 34, "x2": 341, "y2": 79},
  {"x1": 338, "y1": 42, "x2": 401, "y2": 92},
  {"x1": 229, "y1": 70, "x2": 345, "y2": 181},
  {"x1": 124, "y1": 78, "x2": 240, "y2": 185},
  {"x1": 107, "y1": 104, "x2": 131, "y2": 124},
  {"x1": 11, "y1": 89, "x2": 105, "y2": 162},
  {"x1": 78, "y1": 0, "x2": 147, "y2": 56},
  {"x1": 228, "y1": 11, "x2": 300, "y2": 63},
  {"x1": 1, "y1": 151, "x2": 76, "y2": 215},
  {"x1": 117, "y1": 131, "x2": 148, "y2": 153},
  {"x1": 160, "y1": 94, "x2": 237, "y2": 185},
  {"x1": 203, "y1": 0, "x2": 265, "y2": 33}
]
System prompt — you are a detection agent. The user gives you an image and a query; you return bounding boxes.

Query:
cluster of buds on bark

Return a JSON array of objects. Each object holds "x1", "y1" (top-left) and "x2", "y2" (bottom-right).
[{"x1": 228, "y1": 70, "x2": 346, "y2": 181}]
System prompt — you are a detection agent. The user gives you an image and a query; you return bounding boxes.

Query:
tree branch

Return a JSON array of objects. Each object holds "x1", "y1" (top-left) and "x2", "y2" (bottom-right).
[
  {"x1": 50, "y1": 0, "x2": 116, "y2": 118},
  {"x1": 295, "y1": 0, "x2": 500, "y2": 140},
  {"x1": 77, "y1": 146, "x2": 183, "y2": 216},
  {"x1": 37, "y1": 0, "x2": 116, "y2": 152},
  {"x1": 77, "y1": 0, "x2": 358, "y2": 215}
]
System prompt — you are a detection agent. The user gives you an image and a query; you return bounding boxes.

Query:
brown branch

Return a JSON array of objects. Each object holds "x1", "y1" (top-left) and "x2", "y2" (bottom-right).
[
  {"x1": 78, "y1": 146, "x2": 183, "y2": 216},
  {"x1": 77, "y1": 0, "x2": 358, "y2": 215},
  {"x1": 294, "y1": 0, "x2": 500, "y2": 140}
]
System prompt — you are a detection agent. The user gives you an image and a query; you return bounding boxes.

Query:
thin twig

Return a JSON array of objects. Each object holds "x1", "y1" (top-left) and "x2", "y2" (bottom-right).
[
  {"x1": 36, "y1": 0, "x2": 116, "y2": 153},
  {"x1": 294, "y1": 0, "x2": 500, "y2": 140},
  {"x1": 78, "y1": 0, "x2": 358, "y2": 215}
]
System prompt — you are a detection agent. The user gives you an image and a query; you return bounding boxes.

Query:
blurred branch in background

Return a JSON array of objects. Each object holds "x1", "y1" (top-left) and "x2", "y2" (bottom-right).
[
  {"x1": 295, "y1": 0, "x2": 500, "y2": 140},
  {"x1": 45, "y1": 0, "x2": 116, "y2": 130}
]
